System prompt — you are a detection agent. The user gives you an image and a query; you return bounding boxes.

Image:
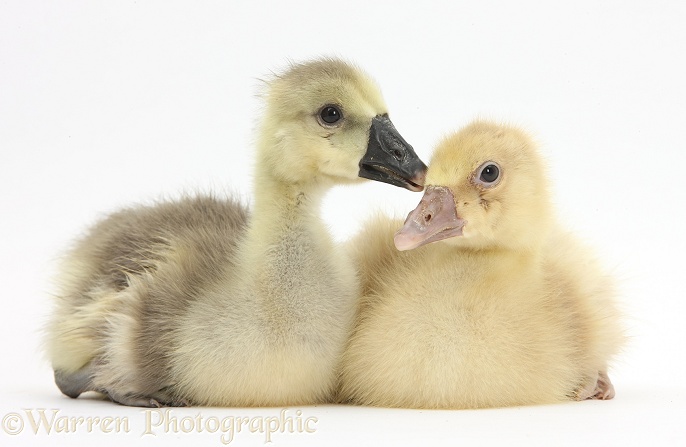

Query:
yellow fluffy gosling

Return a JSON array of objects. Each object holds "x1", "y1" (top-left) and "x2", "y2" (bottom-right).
[{"x1": 339, "y1": 120, "x2": 623, "y2": 409}]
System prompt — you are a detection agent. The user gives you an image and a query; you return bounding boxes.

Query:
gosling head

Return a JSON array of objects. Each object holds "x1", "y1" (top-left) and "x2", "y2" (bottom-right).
[
  {"x1": 394, "y1": 120, "x2": 553, "y2": 251},
  {"x1": 257, "y1": 57, "x2": 426, "y2": 191}
]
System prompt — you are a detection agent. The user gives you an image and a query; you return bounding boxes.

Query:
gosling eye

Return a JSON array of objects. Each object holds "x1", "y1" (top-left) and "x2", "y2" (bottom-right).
[
  {"x1": 318, "y1": 105, "x2": 343, "y2": 126},
  {"x1": 480, "y1": 164, "x2": 499, "y2": 182},
  {"x1": 474, "y1": 161, "x2": 501, "y2": 187}
]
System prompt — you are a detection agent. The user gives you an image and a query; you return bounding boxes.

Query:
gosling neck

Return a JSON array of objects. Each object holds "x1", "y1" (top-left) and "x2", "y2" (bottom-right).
[{"x1": 248, "y1": 161, "x2": 331, "y2": 240}]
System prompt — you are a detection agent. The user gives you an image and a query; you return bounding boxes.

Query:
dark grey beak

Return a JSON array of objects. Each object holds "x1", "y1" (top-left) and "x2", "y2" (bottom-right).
[{"x1": 358, "y1": 115, "x2": 427, "y2": 191}]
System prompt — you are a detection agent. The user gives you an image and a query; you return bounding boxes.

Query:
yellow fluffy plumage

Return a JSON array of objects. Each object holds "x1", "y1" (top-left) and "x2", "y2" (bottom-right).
[{"x1": 339, "y1": 120, "x2": 624, "y2": 409}]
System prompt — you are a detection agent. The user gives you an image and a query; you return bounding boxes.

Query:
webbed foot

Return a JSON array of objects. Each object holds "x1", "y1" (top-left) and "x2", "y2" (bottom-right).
[
  {"x1": 577, "y1": 370, "x2": 615, "y2": 400},
  {"x1": 590, "y1": 371, "x2": 615, "y2": 400},
  {"x1": 54, "y1": 366, "x2": 188, "y2": 407},
  {"x1": 54, "y1": 367, "x2": 94, "y2": 399}
]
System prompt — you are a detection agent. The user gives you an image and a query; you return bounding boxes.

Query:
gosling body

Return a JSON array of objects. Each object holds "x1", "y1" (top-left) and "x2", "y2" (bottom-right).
[
  {"x1": 340, "y1": 121, "x2": 623, "y2": 409},
  {"x1": 47, "y1": 58, "x2": 426, "y2": 407}
]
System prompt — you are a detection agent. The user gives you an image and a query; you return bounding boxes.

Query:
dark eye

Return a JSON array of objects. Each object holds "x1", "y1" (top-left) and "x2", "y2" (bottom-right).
[
  {"x1": 480, "y1": 164, "x2": 499, "y2": 183},
  {"x1": 319, "y1": 105, "x2": 342, "y2": 125},
  {"x1": 474, "y1": 161, "x2": 501, "y2": 187}
]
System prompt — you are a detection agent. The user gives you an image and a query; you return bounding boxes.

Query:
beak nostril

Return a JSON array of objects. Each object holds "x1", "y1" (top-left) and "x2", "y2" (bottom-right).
[
  {"x1": 424, "y1": 213, "x2": 432, "y2": 223},
  {"x1": 392, "y1": 149, "x2": 402, "y2": 160}
]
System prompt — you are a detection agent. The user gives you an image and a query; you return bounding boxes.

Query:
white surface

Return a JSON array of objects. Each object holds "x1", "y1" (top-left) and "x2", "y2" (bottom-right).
[{"x1": 1, "y1": 1, "x2": 685, "y2": 445}]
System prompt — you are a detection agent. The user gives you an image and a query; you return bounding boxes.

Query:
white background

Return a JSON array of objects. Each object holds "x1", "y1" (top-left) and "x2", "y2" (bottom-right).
[{"x1": 1, "y1": 1, "x2": 685, "y2": 445}]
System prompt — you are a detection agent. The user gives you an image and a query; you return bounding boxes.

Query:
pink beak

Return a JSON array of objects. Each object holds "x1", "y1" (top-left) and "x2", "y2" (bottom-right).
[{"x1": 394, "y1": 185, "x2": 466, "y2": 251}]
